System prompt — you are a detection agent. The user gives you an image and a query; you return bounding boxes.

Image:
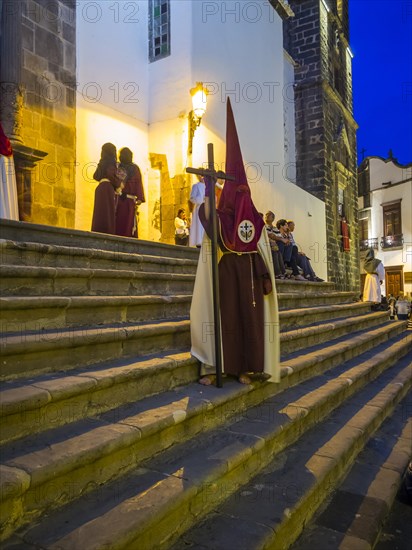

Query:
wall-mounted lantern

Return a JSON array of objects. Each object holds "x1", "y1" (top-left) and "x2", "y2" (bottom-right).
[{"x1": 188, "y1": 82, "x2": 208, "y2": 155}]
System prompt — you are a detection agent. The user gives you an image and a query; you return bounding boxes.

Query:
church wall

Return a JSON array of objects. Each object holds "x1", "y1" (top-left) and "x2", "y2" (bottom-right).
[
  {"x1": 147, "y1": 1, "x2": 194, "y2": 243},
  {"x1": 283, "y1": 51, "x2": 297, "y2": 184},
  {"x1": 189, "y1": 0, "x2": 327, "y2": 278},
  {"x1": 75, "y1": 97, "x2": 149, "y2": 235},
  {"x1": 286, "y1": 0, "x2": 359, "y2": 290},
  {"x1": 322, "y1": 93, "x2": 359, "y2": 290},
  {"x1": 148, "y1": 0, "x2": 192, "y2": 127},
  {"x1": 75, "y1": 0, "x2": 326, "y2": 259},
  {"x1": 75, "y1": 0, "x2": 151, "y2": 236},
  {"x1": 11, "y1": 0, "x2": 77, "y2": 227}
]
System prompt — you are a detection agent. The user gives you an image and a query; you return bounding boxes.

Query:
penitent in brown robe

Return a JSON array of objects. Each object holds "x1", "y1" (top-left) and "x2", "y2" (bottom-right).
[
  {"x1": 115, "y1": 164, "x2": 145, "y2": 238},
  {"x1": 218, "y1": 251, "x2": 269, "y2": 375},
  {"x1": 200, "y1": 205, "x2": 271, "y2": 376},
  {"x1": 91, "y1": 179, "x2": 118, "y2": 235}
]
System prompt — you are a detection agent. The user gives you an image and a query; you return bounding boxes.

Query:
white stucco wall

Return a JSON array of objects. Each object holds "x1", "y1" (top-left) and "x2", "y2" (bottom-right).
[
  {"x1": 147, "y1": 0, "x2": 193, "y2": 177},
  {"x1": 283, "y1": 51, "x2": 297, "y2": 183},
  {"x1": 189, "y1": 0, "x2": 326, "y2": 277},
  {"x1": 75, "y1": 0, "x2": 150, "y2": 234},
  {"x1": 369, "y1": 157, "x2": 412, "y2": 190}
]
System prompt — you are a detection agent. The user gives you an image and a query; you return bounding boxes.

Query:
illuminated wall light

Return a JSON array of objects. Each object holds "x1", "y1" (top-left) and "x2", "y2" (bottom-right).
[{"x1": 188, "y1": 82, "x2": 208, "y2": 155}]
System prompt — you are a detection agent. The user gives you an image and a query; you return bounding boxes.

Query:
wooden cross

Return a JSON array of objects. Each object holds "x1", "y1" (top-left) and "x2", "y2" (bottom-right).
[{"x1": 186, "y1": 143, "x2": 235, "y2": 388}]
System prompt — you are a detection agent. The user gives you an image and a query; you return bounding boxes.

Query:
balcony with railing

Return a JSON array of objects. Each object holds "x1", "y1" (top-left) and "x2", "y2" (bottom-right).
[
  {"x1": 380, "y1": 234, "x2": 404, "y2": 249},
  {"x1": 359, "y1": 238, "x2": 379, "y2": 251}
]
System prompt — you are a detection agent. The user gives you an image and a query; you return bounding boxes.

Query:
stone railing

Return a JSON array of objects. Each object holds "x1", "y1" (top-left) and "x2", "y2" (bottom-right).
[{"x1": 359, "y1": 238, "x2": 379, "y2": 251}]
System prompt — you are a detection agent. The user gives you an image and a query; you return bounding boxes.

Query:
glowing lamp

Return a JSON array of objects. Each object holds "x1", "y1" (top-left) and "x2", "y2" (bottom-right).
[{"x1": 188, "y1": 82, "x2": 208, "y2": 154}]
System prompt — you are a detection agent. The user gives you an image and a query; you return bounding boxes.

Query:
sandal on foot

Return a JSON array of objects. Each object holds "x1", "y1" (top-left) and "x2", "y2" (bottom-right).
[{"x1": 238, "y1": 374, "x2": 252, "y2": 385}]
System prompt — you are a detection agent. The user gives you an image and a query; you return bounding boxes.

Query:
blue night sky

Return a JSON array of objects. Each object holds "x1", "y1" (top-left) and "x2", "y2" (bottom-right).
[{"x1": 349, "y1": 0, "x2": 412, "y2": 165}]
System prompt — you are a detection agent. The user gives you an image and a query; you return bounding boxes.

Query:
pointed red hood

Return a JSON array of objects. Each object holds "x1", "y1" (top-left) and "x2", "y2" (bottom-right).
[{"x1": 217, "y1": 98, "x2": 264, "y2": 252}]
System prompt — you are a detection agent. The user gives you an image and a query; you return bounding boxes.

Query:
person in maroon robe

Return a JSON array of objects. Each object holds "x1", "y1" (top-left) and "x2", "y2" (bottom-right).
[
  {"x1": 93, "y1": 143, "x2": 117, "y2": 182},
  {"x1": 115, "y1": 147, "x2": 145, "y2": 238},
  {"x1": 91, "y1": 160, "x2": 121, "y2": 234},
  {"x1": 197, "y1": 99, "x2": 274, "y2": 385},
  {"x1": 0, "y1": 122, "x2": 19, "y2": 220}
]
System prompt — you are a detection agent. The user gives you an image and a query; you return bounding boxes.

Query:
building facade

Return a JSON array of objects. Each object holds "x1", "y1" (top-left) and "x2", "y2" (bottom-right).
[
  {"x1": 1, "y1": 0, "x2": 356, "y2": 283},
  {"x1": 0, "y1": 0, "x2": 76, "y2": 227},
  {"x1": 285, "y1": 0, "x2": 359, "y2": 290},
  {"x1": 358, "y1": 155, "x2": 412, "y2": 298}
]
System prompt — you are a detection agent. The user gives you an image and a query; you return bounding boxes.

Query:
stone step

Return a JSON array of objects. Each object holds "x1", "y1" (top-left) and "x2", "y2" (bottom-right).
[
  {"x1": 0, "y1": 239, "x2": 198, "y2": 274},
  {"x1": 278, "y1": 302, "x2": 371, "y2": 330},
  {"x1": 275, "y1": 279, "x2": 335, "y2": 293},
  {"x1": 291, "y1": 398, "x2": 411, "y2": 550},
  {"x1": 169, "y1": 359, "x2": 411, "y2": 550},
  {"x1": 0, "y1": 319, "x2": 191, "y2": 381},
  {"x1": 0, "y1": 295, "x2": 369, "y2": 332},
  {"x1": 0, "y1": 295, "x2": 193, "y2": 331},
  {"x1": 0, "y1": 219, "x2": 200, "y2": 260},
  {"x1": 1, "y1": 321, "x2": 407, "y2": 446},
  {"x1": 277, "y1": 290, "x2": 358, "y2": 309},
  {"x1": 0, "y1": 265, "x2": 195, "y2": 297},
  {"x1": 279, "y1": 310, "x2": 390, "y2": 356},
  {"x1": 0, "y1": 311, "x2": 391, "y2": 382},
  {"x1": 2, "y1": 337, "x2": 410, "y2": 548},
  {"x1": 0, "y1": 223, "x2": 340, "y2": 297},
  {"x1": 0, "y1": 264, "x2": 345, "y2": 301},
  {"x1": 0, "y1": 351, "x2": 198, "y2": 445}
]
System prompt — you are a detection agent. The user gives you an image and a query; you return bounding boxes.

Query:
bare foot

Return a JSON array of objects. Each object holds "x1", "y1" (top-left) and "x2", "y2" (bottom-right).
[
  {"x1": 238, "y1": 374, "x2": 252, "y2": 385},
  {"x1": 199, "y1": 375, "x2": 216, "y2": 386}
]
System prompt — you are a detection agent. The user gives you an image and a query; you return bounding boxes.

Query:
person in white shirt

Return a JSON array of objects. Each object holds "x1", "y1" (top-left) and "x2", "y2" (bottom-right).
[
  {"x1": 396, "y1": 294, "x2": 410, "y2": 320},
  {"x1": 174, "y1": 208, "x2": 189, "y2": 246},
  {"x1": 188, "y1": 174, "x2": 205, "y2": 247}
]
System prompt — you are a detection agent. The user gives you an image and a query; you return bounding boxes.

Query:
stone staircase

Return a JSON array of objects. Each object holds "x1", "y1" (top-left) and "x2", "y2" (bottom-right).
[{"x1": 0, "y1": 219, "x2": 410, "y2": 549}]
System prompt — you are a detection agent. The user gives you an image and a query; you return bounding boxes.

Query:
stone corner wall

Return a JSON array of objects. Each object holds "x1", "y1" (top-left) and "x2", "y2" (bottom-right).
[
  {"x1": 1, "y1": 0, "x2": 77, "y2": 228},
  {"x1": 286, "y1": 0, "x2": 359, "y2": 291}
]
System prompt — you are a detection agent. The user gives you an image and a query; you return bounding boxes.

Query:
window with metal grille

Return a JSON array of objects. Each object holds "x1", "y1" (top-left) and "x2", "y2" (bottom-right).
[
  {"x1": 383, "y1": 201, "x2": 402, "y2": 237},
  {"x1": 382, "y1": 200, "x2": 403, "y2": 248},
  {"x1": 149, "y1": 0, "x2": 170, "y2": 63},
  {"x1": 359, "y1": 218, "x2": 368, "y2": 241}
]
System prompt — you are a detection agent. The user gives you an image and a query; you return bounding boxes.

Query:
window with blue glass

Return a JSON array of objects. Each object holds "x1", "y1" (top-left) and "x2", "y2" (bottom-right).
[{"x1": 149, "y1": 0, "x2": 170, "y2": 62}]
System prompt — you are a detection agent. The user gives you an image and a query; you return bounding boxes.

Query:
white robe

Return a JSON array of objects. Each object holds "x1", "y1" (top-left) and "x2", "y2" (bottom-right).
[
  {"x1": 363, "y1": 262, "x2": 385, "y2": 303},
  {"x1": 189, "y1": 182, "x2": 205, "y2": 247},
  {"x1": 0, "y1": 154, "x2": 19, "y2": 220},
  {"x1": 190, "y1": 228, "x2": 280, "y2": 382}
]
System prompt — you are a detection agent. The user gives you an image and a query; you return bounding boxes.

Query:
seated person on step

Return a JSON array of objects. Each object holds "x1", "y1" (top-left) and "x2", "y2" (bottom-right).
[
  {"x1": 264, "y1": 211, "x2": 286, "y2": 279},
  {"x1": 275, "y1": 219, "x2": 306, "y2": 281},
  {"x1": 286, "y1": 220, "x2": 324, "y2": 282}
]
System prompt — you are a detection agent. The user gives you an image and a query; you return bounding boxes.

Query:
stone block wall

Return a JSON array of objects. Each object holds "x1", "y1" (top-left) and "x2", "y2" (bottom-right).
[
  {"x1": 2, "y1": 0, "x2": 77, "y2": 228},
  {"x1": 322, "y1": 88, "x2": 360, "y2": 290},
  {"x1": 149, "y1": 153, "x2": 192, "y2": 245},
  {"x1": 285, "y1": 0, "x2": 359, "y2": 290}
]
